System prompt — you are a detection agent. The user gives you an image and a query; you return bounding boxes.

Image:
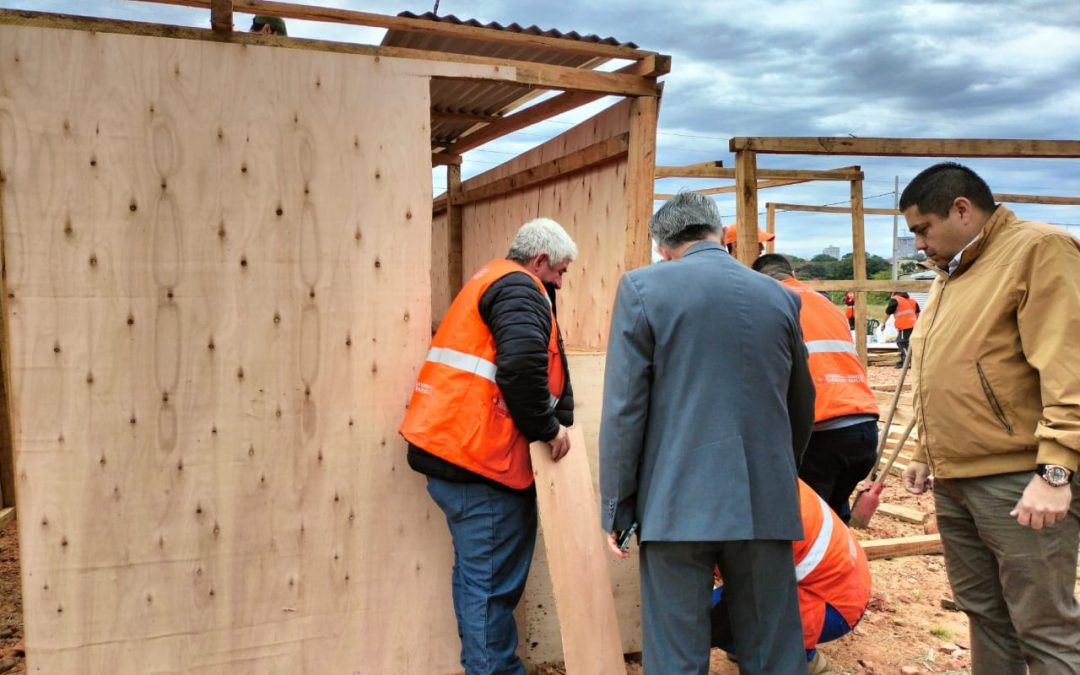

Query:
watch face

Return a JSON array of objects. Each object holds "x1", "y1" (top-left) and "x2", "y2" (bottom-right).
[{"x1": 1044, "y1": 466, "x2": 1069, "y2": 486}]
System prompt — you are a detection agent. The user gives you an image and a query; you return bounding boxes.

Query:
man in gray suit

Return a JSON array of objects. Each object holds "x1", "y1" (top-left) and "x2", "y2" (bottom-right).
[{"x1": 600, "y1": 192, "x2": 816, "y2": 674}]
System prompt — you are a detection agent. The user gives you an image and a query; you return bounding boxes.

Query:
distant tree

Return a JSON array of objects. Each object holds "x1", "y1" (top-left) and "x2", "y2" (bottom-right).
[
  {"x1": 811, "y1": 253, "x2": 838, "y2": 262},
  {"x1": 782, "y1": 253, "x2": 806, "y2": 263},
  {"x1": 899, "y1": 261, "x2": 918, "y2": 275}
]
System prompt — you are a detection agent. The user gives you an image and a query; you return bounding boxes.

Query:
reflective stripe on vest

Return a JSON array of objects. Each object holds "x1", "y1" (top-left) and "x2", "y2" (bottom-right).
[
  {"x1": 795, "y1": 492, "x2": 833, "y2": 581},
  {"x1": 427, "y1": 347, "x2": 498, "y2": 383},
  {"x1": 805, "y1": 340, "x2": 859, "y2": 356}
]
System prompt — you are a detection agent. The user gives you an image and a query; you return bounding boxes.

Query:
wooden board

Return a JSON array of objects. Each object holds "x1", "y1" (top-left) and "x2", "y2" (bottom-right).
[
  {"x1": 523, "y1": 352, "x2": 642, "y2": 664},
  {"x1": 876, "y1": 502, "x2": 927, "y2": 525},
  {"x1": 530, "y1": 426, "x2": 624, "y2": 674},
  {"x1": 862, "y1": 534, "x2": 942, "y2": 560},
  {"x1": 0, "y1": 506, "x2": 13, "y2": 530},
  {"x1": 0, "y1": 24, "x2": 461, "y2": 674},
  {"x1": 461, "y1": 101, "x2": 637, "y2": 351}
]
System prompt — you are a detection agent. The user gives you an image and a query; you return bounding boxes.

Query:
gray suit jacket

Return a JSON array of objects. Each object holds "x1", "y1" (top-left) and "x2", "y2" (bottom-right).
[{"x1": 599, "y1": 241, "x2": 815, "y2": 542}]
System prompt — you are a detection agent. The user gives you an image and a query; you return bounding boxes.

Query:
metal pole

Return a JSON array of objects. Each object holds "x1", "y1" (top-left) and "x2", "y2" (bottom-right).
[{"x1": 891, "y1": 175, "x2": 899, "y2": 280}]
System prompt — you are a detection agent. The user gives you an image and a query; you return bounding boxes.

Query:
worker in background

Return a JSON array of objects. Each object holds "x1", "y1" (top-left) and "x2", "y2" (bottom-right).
[
  {"x1": 711, "y1": 478, "x2": 871, "y2": 675},
  {"x1": 753, "y1": 254, "x2": 880, "y2": 524},
  {"x1": 250, "y1": 14, "x2": 288, "y2": 35},
  {"x1": 723, "y1": 224, "x2": 775, "y2": 259},
  {"x1": 843, "y1": 292, "x2": 856, "y2": 330},
  {"x1": 401, "y1": 218, "x2": 577, "y2": 675},
  {"x1": 884, "y1": 291, "x2": 919, "y2": 368}
]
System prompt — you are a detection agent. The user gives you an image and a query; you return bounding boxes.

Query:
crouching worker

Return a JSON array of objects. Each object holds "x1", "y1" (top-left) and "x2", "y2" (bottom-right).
[{"x1": 711, "y1": 479, "x2": 870, "y2": 674}]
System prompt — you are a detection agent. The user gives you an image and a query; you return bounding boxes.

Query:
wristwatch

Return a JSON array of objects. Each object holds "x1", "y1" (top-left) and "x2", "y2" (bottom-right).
[{"x1": 1036, "y1": 464, "x2": 1074, "y2": 488}]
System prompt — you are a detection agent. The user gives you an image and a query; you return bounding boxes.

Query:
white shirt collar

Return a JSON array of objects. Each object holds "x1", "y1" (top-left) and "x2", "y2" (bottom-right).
[{"x1": 947, "y1": 234, "x2": 980, "y2": 276}]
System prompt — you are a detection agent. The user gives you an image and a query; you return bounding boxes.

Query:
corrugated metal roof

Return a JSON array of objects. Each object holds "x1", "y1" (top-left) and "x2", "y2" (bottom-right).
[{"x1": 381, "y1": 12, "x2": 637, "y2": 149}]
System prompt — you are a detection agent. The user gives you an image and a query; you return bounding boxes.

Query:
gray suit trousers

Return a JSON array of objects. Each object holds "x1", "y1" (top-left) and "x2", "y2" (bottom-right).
[{"x1": 639, "y1": 540, "x2": 807, "y2": 675}]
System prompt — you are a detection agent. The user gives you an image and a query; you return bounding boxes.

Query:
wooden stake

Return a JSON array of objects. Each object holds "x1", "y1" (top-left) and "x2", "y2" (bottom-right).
[{"x1": 862, "y1": 534, "x2": 942, "y2": 560}]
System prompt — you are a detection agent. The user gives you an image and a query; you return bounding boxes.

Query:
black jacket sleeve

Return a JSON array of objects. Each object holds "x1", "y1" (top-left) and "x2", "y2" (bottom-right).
[
  {"x1": 479, "y1": 272, "x2": 562, "y2": 442},
  {"x1": 885, "y1": 297, "x2": 898, "y2": 316}
]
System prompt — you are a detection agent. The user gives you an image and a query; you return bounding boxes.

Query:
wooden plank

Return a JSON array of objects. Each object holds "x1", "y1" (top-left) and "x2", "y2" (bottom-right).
[
  {"x1": 654, "y1": 177, "x2": 820, "y2": 200},
  {"x1": 0, "y1": 506, "x2": 12, "y2": 530},
  {"x1": 734, "y1": 150, "x2": 759, "y2": 266},
  {"x1": 862, "y1": 534, "x2": 942, "y2": 560},
  {"x1": 430, "y1": 153, "x2": 462, "y2": 167},
  {"x1": 770, "y1": 203, "x2": 900, "y2": 216},
  {"x1": 456, "y1": 134, "x2": 629, "y2": 207},
  {"x1": 993, "y1": 193, "x2": 1080, "y2": 206},
  {"x1": 876, "y1": 503, "x2": 927, "y2": 525},
  {"x1": 530, "y1": 426, "x2": 624, "y2": 674},
  {"x1": 137, "y1": 0, "x2": 654, "y2": 60},
  {"x1": 0, "y1": 314, "x2": 13, "y2": 508},
  {"x1": 1, "y1": 23, "x2": 456, "y2": 673},
  {"x1": 447, "y1": 165, "x2": 464, "y2": 301},
  {"x1": 765, "y1": 203, "x2": 776, "y2": 254},
  {"x1": 624, "y1": 94, "x2": 659, "y2": 272},
  {"x1": 209, "y1": 0, "x2": 232, "y2": 32},
  {"x1": 851, "y1": 179, "x2": 868, "y2": 367},
  {"x1": 656, "y1": 165, "x2": 863, "y2": 181},
  {"x1": 730, "y1": 137, "x2": 1080, "y2": 158},
  {"x1": 801, "y1": 280, "x2": 934, "y2": 293},
  {"x1": 431, "y1": 109, "x2": 502, "y2": 125}
]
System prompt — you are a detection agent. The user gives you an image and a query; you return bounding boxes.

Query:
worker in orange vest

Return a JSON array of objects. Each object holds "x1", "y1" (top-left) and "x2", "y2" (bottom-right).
[
  {"x1": 844, "y1": 292, "x2": 856, "y2": 330},
  {"x1": 753, "y1": 254, "x2": 880, "y2": 523},
  {"x1": 711, "y1": 478, "x2": 872, "y2": 674},
  {"x1": 722, "y1": 224, "x2": 775, "y2": 258},
  {"x1": 886, "y1": 291, "x2": 920, "y2": 368},
  {"x1": 400, "y1": 217, "x2": 577, "y2": 674}
]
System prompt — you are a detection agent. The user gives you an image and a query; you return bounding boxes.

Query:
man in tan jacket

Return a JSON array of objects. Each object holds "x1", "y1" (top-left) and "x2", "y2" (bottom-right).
[{"x1": 900, "y1": 162, "x2": 1080, "y2": 674}]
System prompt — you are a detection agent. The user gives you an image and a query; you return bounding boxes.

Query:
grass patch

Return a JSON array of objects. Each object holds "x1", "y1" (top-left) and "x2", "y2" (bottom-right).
[{"x1": 929, "y1": 625, "x2": 953, "y2": 640}]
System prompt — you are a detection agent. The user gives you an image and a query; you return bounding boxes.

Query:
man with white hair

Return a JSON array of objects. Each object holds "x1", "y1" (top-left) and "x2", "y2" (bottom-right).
[
  {"x1": 600, "y1": 192, "x2": 815, "y2": 674},
  {"x1": 401, "y1": 217, "x2": 577, "y2": 675}
]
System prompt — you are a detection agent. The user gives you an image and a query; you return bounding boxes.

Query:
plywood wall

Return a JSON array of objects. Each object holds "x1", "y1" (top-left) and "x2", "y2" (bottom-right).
[
  {"x1": 0, "y1": 24, "x2": 461, "y2": 674},
  {"x1": 459, "y1": 100, "x2": 635, "y2": 351}
]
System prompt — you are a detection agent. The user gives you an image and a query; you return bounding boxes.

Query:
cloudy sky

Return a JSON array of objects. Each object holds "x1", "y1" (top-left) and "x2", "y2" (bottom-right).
[{"x1": 4, "y1": 0, "x2": 1078, "y2": 257}]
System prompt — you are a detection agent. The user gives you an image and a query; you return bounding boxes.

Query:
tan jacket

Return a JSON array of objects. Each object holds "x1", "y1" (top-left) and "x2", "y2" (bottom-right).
[{"x1": 911, "y1": 206, "x2": 1080, "y2": 477}]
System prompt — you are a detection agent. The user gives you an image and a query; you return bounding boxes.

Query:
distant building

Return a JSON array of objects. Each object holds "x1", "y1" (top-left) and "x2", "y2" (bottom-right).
[
  {"x1": 822, "y1": 245, "x2": 840, "y2": 259},
  {"x1": 895, "y1": 236, "x2": 916, "y2": 259}
]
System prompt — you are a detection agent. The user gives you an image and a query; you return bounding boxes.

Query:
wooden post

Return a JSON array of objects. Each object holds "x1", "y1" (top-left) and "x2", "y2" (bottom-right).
[
  {"x1": 765, "y1": 202, "x2": 776, "y2": 254},
  {"x1": 210, "y1": 0, "x2": 233, "y2": 32},
  {"x1": 734, "y1": 150, "x2": 758, "y2": 267},
  {"x1": 851, "y1": 177, "x2": 868, "y2": 367},
  {"x1": 447, "y1": 164, "x2": 464, "y2": 299},
  {"x1": 624, "y1": 93, "x2": 659, "y2": 272}
]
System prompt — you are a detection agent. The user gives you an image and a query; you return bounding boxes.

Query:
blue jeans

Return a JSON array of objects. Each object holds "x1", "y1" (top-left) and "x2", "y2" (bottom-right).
[
  {"x1": 426, "y1": 476, "x2": 537, "y2": 675},
  {"x1": 711, "y1": 586, "x2": 852, "y2": 662}
]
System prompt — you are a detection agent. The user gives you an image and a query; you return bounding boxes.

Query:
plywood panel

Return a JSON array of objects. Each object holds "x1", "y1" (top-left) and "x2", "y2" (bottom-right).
[
  {"x1": 0, "y1": 25, "x2": 460, "y2": 674},
  {"x1": 460, "y1": 100, "x2": 635, "y2": 351},
  {"x1": 530, "y1": 426, "x2": 623, "y2": 674},
  {"x1": 523, "y1": 352, "x2": 642, "y2": 665}
]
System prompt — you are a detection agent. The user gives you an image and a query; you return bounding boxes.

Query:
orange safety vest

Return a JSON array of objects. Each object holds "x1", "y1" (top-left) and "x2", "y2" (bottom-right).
[
  {"x1": 793, "y1": 479, "x2": 871, "y2": 650},
  {"x1": 782, "y1": 279, "x2": 878, "y2": 422},
  {"x1": 399, "y1": 259, "x2": 566, "y2": 489},
  {"x1": 892, "y1": 295, "x2": 918, "y2": 330}
]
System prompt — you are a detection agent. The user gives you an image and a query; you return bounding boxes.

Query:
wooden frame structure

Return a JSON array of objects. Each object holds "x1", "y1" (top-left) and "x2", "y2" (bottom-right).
[
  {"x1": 728, "y1": 137, "x2": 1080, "y2": 365},
  {"x1": 0, "y1": 1, "x2": 668, "y2": 671}
]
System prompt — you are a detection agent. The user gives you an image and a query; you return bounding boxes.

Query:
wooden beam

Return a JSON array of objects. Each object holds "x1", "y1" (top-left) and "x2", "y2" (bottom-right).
[
  {"x1": 447, "y1": 165, "x2": 464, "y2": 300},
  {"x1": 625, "y1": 94, "x2": 659, "y2": 272},
  {"x1": 136, "y1": 0, "x2": 655, "y2": 61},
  {"x1": 851, "y1": 179, "x2": 868, "y2": 367},
  {"x1": 210, "y1": 0, "x2": 232, "y2": 32},
  {"x1": 653, "y1": 176, "x2": 830, "y2": 200},
  {"x1": 730, "y1": 136, "x2": 1080, "y2": 158},
  {"x1": 993, "y1": 193, "x2": 1080, "y2": 206},
  {"x1": 770, "y1": 203, "x2": 900, "y2": 216},
  {"x1": 765, "y1": 203, "x2": 776, "y2": 255},
  {"x1": 861, "y1": 534, "x2": 942, "y2": 561},
  {"x1": 877, "y1": 502, "x2": 928, "y2": 525},
  {"x1": 800, "y1": 279, "x2": 934, "y2": 292},
  {"x1": 734, "y1": 150, "x2": 758, "y2": 267},
  {"x1": 431, "y1": 153, "x2": 462, "y2": 167},
  {"x1": 656, "y1": 166, "x2": 863, "y2": 181},
  {"x1": 0, "y1": 507, "x2": 12, "y2": 530},
  {"x1": 437, "y1": 134, "x2": 630, "y2": 210}
]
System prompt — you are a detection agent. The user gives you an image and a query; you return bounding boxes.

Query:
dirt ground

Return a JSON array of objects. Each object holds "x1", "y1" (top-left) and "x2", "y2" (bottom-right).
[{"x1": 0, "y1": 516, "x2": 22, "y2": 675}]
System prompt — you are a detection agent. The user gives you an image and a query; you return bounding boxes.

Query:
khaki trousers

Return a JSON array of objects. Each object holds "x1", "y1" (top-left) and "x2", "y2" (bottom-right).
[{"x1": 934, "y1": 472, "x2": 1080, "y2": 675}]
